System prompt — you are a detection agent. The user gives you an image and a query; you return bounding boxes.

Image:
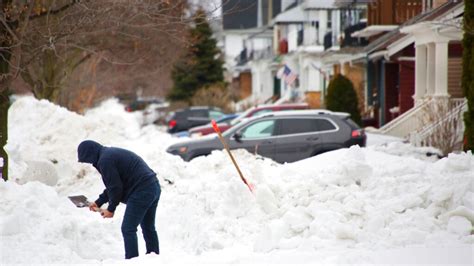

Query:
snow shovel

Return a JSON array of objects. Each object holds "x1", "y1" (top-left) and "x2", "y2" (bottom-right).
[
  {"x1": 68, "y1": 195, "x2": 103, "y2": 212},
  {"x1": 211, "y1": 120, "x2": 254, "y2": 192}
]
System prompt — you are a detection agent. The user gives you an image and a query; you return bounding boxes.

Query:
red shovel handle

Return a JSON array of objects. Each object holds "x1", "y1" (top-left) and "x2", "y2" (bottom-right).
[{"x1": 211, "y1": 119, "x2": 221, "y2": 134}]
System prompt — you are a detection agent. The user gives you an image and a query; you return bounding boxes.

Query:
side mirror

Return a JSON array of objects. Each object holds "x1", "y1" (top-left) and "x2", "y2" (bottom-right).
[{"x1": 233, "y1": 132, "x2": 243, "y2": 142}]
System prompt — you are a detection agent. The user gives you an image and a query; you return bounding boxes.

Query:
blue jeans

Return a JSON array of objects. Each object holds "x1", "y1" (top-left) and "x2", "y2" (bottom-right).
[{"x1": 121, "y1": 180, "x2": 161, "y2": 259}]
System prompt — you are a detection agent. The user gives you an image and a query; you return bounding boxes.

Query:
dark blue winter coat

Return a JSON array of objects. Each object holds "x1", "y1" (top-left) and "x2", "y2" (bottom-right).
[{"x1": 77, "y1": 140, "x2": 158, "y2": 212}]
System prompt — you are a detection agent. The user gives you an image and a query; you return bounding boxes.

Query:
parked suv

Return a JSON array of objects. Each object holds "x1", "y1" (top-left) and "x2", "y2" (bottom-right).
[
  {"x1": 188, "y1": 103, "x2": 309, "y2": 136},
  {"x1": 166, "y1": 106, "x2": 225, "y2": 133},
  {"x1": 167, "y1": 110, "x2": 366, "y2": 163}
]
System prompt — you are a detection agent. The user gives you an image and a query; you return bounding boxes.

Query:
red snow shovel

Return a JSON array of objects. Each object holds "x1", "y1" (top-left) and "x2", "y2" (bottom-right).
[{"x1": 211, "y1": 120, "x2": 254, "y2": 192}]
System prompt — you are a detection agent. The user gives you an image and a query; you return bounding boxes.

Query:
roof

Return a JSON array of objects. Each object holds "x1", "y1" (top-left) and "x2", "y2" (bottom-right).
[
  {"x1": 320, "y1": 46, "x2": 367, "y2": 64},
  {"x1": 303, "y1": 0, "x2": 338, "y2": 9},
  {"x1": 303, "y1": 0, "x2": 373, "y2": 9},
  {"x1": 273, "y1": 4, "x2": 307, "y2": 24},
  {"x1": 363, "y1": 1, "x2": 463, "y2": 59},
  {"x1": 351, "y1": 25, "x2": 398, "y2": 38}
]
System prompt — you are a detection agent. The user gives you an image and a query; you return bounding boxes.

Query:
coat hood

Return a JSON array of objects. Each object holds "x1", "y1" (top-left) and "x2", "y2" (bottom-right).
[{"x1": 77, "y1": 140, "x2": 103, "y2": 166}]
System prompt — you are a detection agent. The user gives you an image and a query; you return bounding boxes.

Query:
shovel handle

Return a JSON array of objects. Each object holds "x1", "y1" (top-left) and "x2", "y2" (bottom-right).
[
  {"x1": 92, "y1": 207, "x2": 103, "y2": 212},
  {"x1": 211, "y1": 120, "x2": 253, "y2": 193}
]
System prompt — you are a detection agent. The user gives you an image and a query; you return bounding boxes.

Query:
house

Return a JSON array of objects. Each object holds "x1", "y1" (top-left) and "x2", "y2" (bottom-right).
[
  {"x1": 377, "y1": 0, "x2": 466, "y2": 151},
  {"x1": 325, "y1": 0, "x2": 425, "y2": 127},
  {"x1": 221, "y1": 0, "x2": 286, "y2": 108},
  {"x1": 271, "y1": 0, "x2": 370, "y2": 107}
]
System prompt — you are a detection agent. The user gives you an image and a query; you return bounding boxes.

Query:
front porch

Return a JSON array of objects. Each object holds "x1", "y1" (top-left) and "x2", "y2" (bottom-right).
[{"x1": 379, "y1": 4, "x2": 465, "y2": 153}]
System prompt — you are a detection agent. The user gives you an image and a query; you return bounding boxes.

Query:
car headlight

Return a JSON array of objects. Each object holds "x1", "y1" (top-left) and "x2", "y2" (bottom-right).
[{"x1": 178, "y1": 146, "x2": 188, "y2": 153}]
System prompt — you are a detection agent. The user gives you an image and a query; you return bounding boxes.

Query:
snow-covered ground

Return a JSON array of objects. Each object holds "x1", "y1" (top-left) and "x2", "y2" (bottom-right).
[{"x1": 1, "y1": 96, "x2": 473, "y2": 265}]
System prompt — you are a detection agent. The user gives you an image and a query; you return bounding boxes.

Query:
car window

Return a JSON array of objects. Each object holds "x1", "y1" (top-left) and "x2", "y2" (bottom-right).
[
  {"x1": 240, "y1": 120, "x2": 276, "y2": 139},
  {"x1": 344, "y1": 118, "x2": 360, "y2": 129},
  {"x1": 316, "y1": 118, "x2": 337, "y2": 131},
  {"x1": 174, "y1": 111, "x2": 186, "y2": 119},
  {"x1": 251, "y1": 109, "x2": 273, "y2": 117},
  {"x1": 190, "y1": 110, "x2": 208, "y2": 117},
  {"x1": 210, "y1": 110, "x2": 224, "y2": 120},
  {"x1": 276, "y1": 119, "x2": 319, "y2": 135}
]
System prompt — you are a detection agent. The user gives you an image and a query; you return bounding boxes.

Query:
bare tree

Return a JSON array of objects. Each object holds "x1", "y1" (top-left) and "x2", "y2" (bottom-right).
[
  {"x1": 0, "y1": 0, "x2": 224, "y2": 180},
  {"x1": 413, "y1": 98, "x2": 466, "y2": 155}
]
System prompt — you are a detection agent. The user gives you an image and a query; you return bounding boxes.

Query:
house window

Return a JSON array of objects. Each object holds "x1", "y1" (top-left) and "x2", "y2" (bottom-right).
[
  {"x1": 327, "y1": 10, "x2": 332, "y2": 29},
  {"x1": 297, "y1": 23, "x2": 304, "y2": 46},
  {"x1": 311, "y1": 21, "x2": 319, "y2": 45}
]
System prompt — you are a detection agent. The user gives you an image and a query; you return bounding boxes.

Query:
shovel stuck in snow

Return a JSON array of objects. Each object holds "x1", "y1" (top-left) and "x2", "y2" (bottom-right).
[
  {"x1": 211, "y1": 120, "x2": 254, "y2": 193},
  {"x1": 68, "y1": 195, "x2": 103, "y2": 212}
]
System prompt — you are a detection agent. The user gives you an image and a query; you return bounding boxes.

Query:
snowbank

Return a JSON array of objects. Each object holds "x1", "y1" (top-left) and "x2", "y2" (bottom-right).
[{"x1": 1, "y1": 96, "x2": 473, "y2": 264}]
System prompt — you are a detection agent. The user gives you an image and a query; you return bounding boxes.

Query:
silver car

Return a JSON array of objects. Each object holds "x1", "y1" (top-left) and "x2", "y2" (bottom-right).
[{"x1": 166, "y1": 110, "x2": 366, "y2": 163}]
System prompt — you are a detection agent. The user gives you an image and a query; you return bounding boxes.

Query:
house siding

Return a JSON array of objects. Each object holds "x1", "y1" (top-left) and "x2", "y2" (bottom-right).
[
  {"x1": 448, "y1": 58, "x2": 463, "y2": 98},
  {"x1": 447, "y1": 43, "x2": 463, "y2": 98},
  {"x1": 398, "y1": 61, "x2": 415, "y2": 114}
]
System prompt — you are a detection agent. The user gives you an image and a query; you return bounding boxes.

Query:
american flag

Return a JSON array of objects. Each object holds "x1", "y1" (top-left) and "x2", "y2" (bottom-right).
[{"x1": 282, "y1": 65, "x2": 298, "y2": 86}]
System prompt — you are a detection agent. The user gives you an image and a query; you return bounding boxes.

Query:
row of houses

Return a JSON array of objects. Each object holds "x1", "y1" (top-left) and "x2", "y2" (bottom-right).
[{"x1": 220, "y1": 0, "x2": 467, "y2": 151}]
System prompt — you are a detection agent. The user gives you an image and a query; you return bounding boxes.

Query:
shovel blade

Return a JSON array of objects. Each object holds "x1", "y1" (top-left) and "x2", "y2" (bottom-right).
[{"x1": 68, "y1": 195, "x2": 89, "y2": 208}]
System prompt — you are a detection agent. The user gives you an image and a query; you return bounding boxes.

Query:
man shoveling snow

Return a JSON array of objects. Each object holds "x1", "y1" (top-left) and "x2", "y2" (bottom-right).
[{"x1": 77, "y1": 140, "x2": 161, "y2": 259}]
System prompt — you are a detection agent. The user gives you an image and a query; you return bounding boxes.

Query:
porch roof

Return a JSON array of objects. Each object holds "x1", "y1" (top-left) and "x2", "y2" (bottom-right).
[
  {"x1": 273, "y1": 5, "x2": 307, "y2": 24},
  {"x1": 320, "y1": 47, "x2": 366, "y2": 65},
  {"x1": 302, "y1": 0, "x2": 338, "y2": 9},
  {"x1": 351, "y1": 25, "x2": 398, "y2": 38},
  {"x1": 303, "y1": 0, "x2": 373, "y2": 9},
  {"x1": 363, "y1": 1, "x2": 463, "y2": 60}
]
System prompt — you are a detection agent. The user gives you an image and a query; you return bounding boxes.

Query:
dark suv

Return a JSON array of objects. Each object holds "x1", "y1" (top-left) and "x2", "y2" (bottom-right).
[
  {"x1": 166, "y1": 106, "x2": 225, "y2": 133},
  {"x1": 166, "y1": 110, "x2": 366, "y2": 163}
]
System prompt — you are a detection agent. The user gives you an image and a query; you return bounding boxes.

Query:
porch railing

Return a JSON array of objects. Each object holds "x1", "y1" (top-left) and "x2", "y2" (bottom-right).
[
  {"x1": 378, "y1": 98, "x2": 431, "y2": 138},
  {"x1": 409, "y1": 98, "x2": 467, "y2": 148}
]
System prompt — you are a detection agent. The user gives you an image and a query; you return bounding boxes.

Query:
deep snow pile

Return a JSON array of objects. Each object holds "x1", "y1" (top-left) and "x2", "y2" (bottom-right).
[{"x1": 1, "y1": 96, "x2": 473, "y2": 265}]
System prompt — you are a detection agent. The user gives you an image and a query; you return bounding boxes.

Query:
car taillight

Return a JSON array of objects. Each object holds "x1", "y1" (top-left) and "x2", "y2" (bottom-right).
[
  {"x1": 125, "y1": 107, "x2": 132, "y2": 112},
  {"x1": 168, "y1": 120, "x2": 177, "y2": 128},
  {"x1": 351, "y1": 129, "x2": 364, "y2": 138}
]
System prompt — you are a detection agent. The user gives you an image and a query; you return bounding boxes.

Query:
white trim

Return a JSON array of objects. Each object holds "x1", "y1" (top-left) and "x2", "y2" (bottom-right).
[
  {"x1": 223, "y1": 28, "x2": 269, "y2": 35},
  {"x1": 345, "y1": 53, "x2": 367, "y2": 63},
  {"x1": 368, "y1": 50, "x2": 388, "y2": 60},
  {"x1": 401, "y1": 21, "x2": 431, "y2": 34},
  {"x1": 437, "y1": 2, "x2": 465, "y2": 21},
  {"x1": 387, "y1": 35, "x2": 415, "y2": 57},
  {"x1": 398, "y1": 56, "x2": 415, "y2": 61},
  {"x1": 273, "y1": 5, "x2": 308, "y2": 24},
  {"x1": 351, "y1": 25, "x2": 398, "y2": 38}
]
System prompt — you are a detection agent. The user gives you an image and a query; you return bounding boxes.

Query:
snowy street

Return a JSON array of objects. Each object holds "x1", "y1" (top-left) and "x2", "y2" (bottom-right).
[{"x1": 1, "y1": 96, "x2": 473, "y2": 265}]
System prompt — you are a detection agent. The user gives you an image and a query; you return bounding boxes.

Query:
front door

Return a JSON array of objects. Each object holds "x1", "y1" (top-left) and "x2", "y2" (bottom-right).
[{"x1": 227, "y1": 119, "x2": 277, "y2": 160}]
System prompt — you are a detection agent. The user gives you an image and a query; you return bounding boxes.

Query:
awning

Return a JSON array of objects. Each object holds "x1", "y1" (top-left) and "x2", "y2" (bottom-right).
[
  {"x1": 303, "y1": 0, "x2": 373, "y2": 9},
  {"x1": 273, "y1": 5, "x2": 307, "y2": 24},
  {"x1": 303, "y1": 0, "x2": 337, "y2": 9},
  {"x1": 351, "y1": 25, "x2": 399, "y2": 38}
]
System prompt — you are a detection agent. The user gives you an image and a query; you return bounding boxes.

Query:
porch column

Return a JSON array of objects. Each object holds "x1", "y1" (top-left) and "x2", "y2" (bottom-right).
[
  {"x1": 426, "y1": 43, "x2": 436, "y2": 97},
  {"x1": 340, "y1": 61, "x2": 346, "y2": 75},
  {"x1": 434, "y1": 41, "x2": 449, "y2": 97},
  {"x1": 414, "y1": 44, "x2": 427, "y2": 105}
]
